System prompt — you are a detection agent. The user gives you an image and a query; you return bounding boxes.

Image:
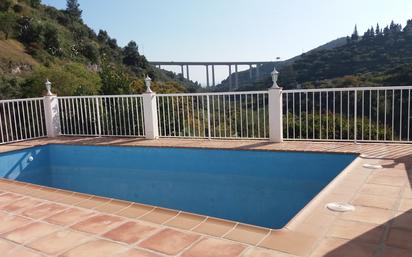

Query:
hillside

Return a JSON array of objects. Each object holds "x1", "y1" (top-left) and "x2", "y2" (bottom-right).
[
  {"x1": 0, "y1": 0, "x2": 200, "y2": 99},
  {"x1": 213, "y1": 20, "x2": 412, "y2": 91},
  {"x1": 0, "y1": 40, "x2": 38, "y2": 68},
  {"x1": 289, "y1": 21, "x2": 412, "y2": 88},
  {"x1": 212, "y1": 37, "x2": 348, "y2": 91}
]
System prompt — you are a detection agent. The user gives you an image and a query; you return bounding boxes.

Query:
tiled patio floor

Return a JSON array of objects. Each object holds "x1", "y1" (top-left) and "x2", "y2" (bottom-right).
[{"x1": 0, "y1": 137, "x2": 411, "y2": 257}]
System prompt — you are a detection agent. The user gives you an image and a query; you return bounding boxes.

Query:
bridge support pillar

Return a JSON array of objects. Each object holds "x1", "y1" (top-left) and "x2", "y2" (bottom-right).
[
  {"x1": 212, "y1": 65, "x2": 215, "y2": 86},
  {"x1": 235, "y1": 65, "x2": 238, "y2": 90},
  {"x1": 206, "y1": 65, "x2": 210, "y2": 87},
  {"x1": 228, "y1": 65, "x2": 232, "y2": 91}
]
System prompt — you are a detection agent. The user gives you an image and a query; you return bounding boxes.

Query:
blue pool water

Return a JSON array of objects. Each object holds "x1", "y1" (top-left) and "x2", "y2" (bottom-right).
[{"x1": 0, "y1": 144, "x2": 356, "y2": 228}]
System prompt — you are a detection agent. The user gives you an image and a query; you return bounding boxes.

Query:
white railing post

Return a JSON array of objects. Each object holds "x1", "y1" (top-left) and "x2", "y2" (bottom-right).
[
  {"x1": 95, "y1": 98, "x2": 102, "y2": 136},
  {"x1": 354, "y1": 89, "x2": 357, "y2": 143},
  {"x1": 207, "y1": 95, "x2": 211, "y2": 139},
  {"x1": 142, "y1": 76, "x2": 159, "y2": 139},
  {"x1": 43, "y1": 80, "x2": 61, "y2": 137},
  {"x1": 268, "y1": 68, "x2": 283, "y2": 142}
]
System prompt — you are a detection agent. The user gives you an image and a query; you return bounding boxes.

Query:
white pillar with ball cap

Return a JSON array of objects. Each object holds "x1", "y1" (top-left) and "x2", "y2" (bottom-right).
[
  {"x1": 268, "y1": 68, "x2": 283, "y2": 142},
  {"x1": 43, "y1": 80, "x2": 61, "y2": 137},
  {"x1": 142, "y1": 76, "x2": 159, "y2": 139}
]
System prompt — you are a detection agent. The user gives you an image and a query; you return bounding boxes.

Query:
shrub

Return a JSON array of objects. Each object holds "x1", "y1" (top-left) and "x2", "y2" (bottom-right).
[
  {"x1": 0, "y1": 12, "x2": 17, "y2": 40},
  {"x1": 56, "y1": 13, "x2": 70, "y2": 26},
  {"x1": 28, "y1": 0, "x2": 41, "y2": 8},
  {"x1": 21, "y1": 63, "x2": 101, "y2": 97},
  {"x1": 99, "y1": 62, "x2": 132, "y2": 95},
  {"x1": 0, "y1": 0, "x2": 12, "y2": 12},
  {"x1": 17, "y1": 16, "x2": 43, "y2": 45},
  {"x1": 43, "y1": 25, "x2": 61, "y2": 56},
  {"x1": 12, "y1": 4, "x2": 23, "y2": 13},
  {"x1": 0, "y1": 77, "x2": 22, "y2": 99},
  {"x1": 82, "y1": 42, "x2": 99, "y2": 64}
]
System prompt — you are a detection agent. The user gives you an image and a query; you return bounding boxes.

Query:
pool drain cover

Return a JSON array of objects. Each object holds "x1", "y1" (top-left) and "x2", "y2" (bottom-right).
[
  {"x1": 362, "y1": 163, "x2": 382, "y2": 169},
  {"x1": 326, "y1": 202, "x2": 355, "y2": 212}
]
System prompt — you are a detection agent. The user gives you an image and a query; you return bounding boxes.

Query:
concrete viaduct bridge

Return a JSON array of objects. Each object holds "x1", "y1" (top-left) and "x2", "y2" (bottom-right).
[{"x1": 149, "y1": 61, "x2": 276, "y2": 90}]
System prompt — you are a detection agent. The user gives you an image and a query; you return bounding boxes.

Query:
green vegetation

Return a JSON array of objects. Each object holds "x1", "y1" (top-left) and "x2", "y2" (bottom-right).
[
  {"x1": 283, "y1": 112, "x2": 394, "y2": 141},
  {"x1": 214, "y1": 19, "x2": 412, "y2": 92},
  {"x1": 288, "y1": 21, "x2": 412, "y2": 88},
  {"x1": 0, "y1": 0, "x2": 200, "y2": 99}
]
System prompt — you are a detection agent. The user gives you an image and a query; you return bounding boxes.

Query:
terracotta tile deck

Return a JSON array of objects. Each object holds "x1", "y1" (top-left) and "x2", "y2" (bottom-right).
[{"x1": 0, "y1": 136, "x2": 411, "y2": 257}]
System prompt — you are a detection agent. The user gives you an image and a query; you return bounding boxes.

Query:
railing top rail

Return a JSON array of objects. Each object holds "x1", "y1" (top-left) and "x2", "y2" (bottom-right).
[
  {"x1": 58, "y1": 95, "x2": 144, "y2": 99},
  {"x1": 0, "y1": 97, "x2": 44, "y2": 103},
  {"x1": 284, "y1": 85, "x2": 412, "y2": 93},
  {"x1": 4, "y1": 85, "x2": 412, "y2": 102},
  {"x1": 157, "y1": 91, "x2": 268, "y2": 97}
]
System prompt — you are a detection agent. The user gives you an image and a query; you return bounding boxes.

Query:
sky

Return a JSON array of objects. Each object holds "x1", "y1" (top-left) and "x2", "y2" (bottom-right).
[{"x1": 42, "y1": 0, "x2": 412, "y2": 85}]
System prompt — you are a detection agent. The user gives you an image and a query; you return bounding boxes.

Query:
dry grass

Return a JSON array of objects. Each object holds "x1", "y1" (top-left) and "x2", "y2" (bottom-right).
[{"x1": 0, "y1": 39, "x2": 38, "y2": 66}]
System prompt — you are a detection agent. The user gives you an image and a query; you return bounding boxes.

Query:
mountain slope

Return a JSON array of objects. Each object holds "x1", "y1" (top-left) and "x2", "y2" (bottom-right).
[
  {"x1": 291, "y1": 22, "x2": 412, "y2": 87},
  {"x1": 212, "y1": 37, "x2": 348, "y2": 91},
  {"x1": 214, "y1": 20, "x2": 412, "y2": 91},
  {"x1": 0, "y1": 0, "x2": 199, "y2": 99},
  {"x1": 0, "y1": 40, "x2": 38, "y2": 69}
]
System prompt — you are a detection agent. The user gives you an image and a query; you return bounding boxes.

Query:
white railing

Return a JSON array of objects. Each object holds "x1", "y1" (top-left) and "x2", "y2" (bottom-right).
[
  {"x1": 2, "y1": 79, "x2": 412, "y2": 145},
  {"x1": 0, "y1": 98, "x2": 46, "y2": 144},
  {"x1": 283, "y1": 86, "x2": 412, "y2": 143},
  {"x1": 157, "y1": 91, "x2": 269, "y2": 139},
  {"x1": 58, "y1": 95, "x2": 145, "y2": 137}
]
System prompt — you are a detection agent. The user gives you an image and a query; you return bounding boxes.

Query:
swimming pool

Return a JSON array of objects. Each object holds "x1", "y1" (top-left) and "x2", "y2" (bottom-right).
[{"x1": 0, "y1": 144, "x2": 356, "y2": 228}]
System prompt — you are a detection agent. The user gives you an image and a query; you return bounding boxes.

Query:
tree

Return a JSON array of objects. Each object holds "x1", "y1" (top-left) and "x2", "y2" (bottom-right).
[
  {"x1": 97, "y1": 30, "x2": 109, "y2": 43},
  {"x1": 66, "y1": 0, "x2": 82, "y2": 19},
  {"x1": 351, "y1": 25, "x2": 359, "y2": 41},
  {"x1": 375, "y1": 23, "x2": 381, "y2": 36},
  {"x1": 82, "y1": 42, "x2": 99, "y2": 64},
  {"x1": 43, "y1": 25, "x2": 61, "y2": 56},
  {"x1": 363, "y1": 26, "x2": 375, "y2": 40},
  {"x1": 406, "y1": 19, "x2": 412, "y2": 28},
  {"x1": 123, "y1": 41, "x2": 140, "y2": 66},
  {"x1": 17, "y1": 16, "x2": 43, "y2": 45},
  {"x1": 404, "y1": 20, "x2": 412, "y2": 38},
  {"x1": 389, "y1": 20, "x2": 402, "y2": 33},
  {"x1": 383, "y1": 26, "x2": 390, "y2": 35},
  {"x1": 390, "y1": 20, "x2": 396, "y2": 31},
  {"x1": 107, "y1": 38, "x2": 117, "y2": 49},
  {"x1": 29, "y1": 0, "x2": 41, "y2": 8}
]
